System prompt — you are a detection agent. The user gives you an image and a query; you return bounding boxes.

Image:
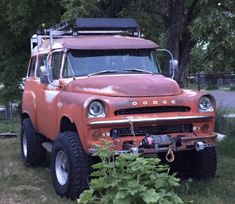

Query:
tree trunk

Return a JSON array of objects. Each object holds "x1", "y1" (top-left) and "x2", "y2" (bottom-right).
[{"x1": 165, "y1": 0, "x2": 198, "y2": 87}]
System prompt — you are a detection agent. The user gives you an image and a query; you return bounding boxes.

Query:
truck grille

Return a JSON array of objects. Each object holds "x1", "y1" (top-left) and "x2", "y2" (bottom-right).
[
  {"x1": 110, "y1": 124, "x2": 193, "y2": 138},
  {"x1": 114, "y1": 106, "x2": 190, "y2": 116}
]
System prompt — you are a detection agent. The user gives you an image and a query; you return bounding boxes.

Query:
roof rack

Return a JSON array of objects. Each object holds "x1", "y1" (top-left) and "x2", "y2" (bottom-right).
[{"x1": 31, "y1": 18, "x2": 140, "y2": 53}]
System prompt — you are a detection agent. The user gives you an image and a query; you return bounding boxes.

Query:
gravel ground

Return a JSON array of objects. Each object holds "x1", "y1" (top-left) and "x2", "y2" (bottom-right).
[{"x1": 209, "y1": 90, "x2": 235, "y2": 110}]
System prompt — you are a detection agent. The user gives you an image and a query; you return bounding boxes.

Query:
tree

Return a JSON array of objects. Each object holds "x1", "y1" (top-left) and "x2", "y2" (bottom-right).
[
  {"x1": 0, "y1": 0, "x2": 62, "y2": 103},
  {"x1": 61, "y1": 0, "x2": 235, "y2": 86},
  {"x1": 191, "y1": 0, "x2": 235, "y2": 73},
  {"x1": 0, "y1": 0, "x2": 234, "y2": 102}
]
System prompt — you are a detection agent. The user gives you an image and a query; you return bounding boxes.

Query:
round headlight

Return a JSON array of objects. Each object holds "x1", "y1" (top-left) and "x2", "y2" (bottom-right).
[
  {"x1": 88, "y1": 101, "x2": 105, "y2": 118},
  {"x1": 199, "y1": 96, "x2": 214, "y2": 112}
]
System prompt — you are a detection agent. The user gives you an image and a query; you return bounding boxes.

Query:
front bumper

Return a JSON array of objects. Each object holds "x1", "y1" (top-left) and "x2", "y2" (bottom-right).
[
  {"x1": 87, "y1": 114, "x2": 216, "y2": 154},
  {"x1": 88, "y1": 133, "x2": 217, "y2": 155}
]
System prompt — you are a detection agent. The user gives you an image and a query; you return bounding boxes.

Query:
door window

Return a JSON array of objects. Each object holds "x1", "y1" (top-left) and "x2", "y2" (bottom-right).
[
  {"x1": 28, "y1": 56, "x2": 36, "y2": 77},
  {"x1": 51, "y1": 52, "x2": 63, "y2": 80},
  {"x1": 36, "y1": 54, "x2": 48, "y2": 77}
]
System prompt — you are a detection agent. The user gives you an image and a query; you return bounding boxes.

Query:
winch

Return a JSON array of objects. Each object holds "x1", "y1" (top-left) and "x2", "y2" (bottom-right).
[{"x1": 141, "y1": 135, "x2": 176, "y2": 162}]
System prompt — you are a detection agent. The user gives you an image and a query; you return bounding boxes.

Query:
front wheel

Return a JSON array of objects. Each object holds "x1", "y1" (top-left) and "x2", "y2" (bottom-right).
[
  {"x1": 192, "y1": 146, "x2": 217, "y2": 179},
  {"x1": 170, "y1": 146, "x2": 217, "y2": 180},
  {"x1": 51, "y1": 131, "x2": 91, "y2": 200}
]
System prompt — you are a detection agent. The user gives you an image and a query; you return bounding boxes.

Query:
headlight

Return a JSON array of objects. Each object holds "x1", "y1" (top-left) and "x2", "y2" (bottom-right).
[
  {"x1": 88, "y1": 100, "x2": 105, "y2": 118},
  {"x1": 198, "y1": 96, "x2": 214, "y2": 112}
]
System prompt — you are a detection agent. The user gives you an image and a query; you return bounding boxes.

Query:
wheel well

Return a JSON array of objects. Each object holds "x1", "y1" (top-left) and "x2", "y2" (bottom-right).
[
  {"x1": 60, "y1": 117, "x2": 76, "y2": 132},
  {"x1": 21, "y1": 113, "x2": 29, "y2": 123}
]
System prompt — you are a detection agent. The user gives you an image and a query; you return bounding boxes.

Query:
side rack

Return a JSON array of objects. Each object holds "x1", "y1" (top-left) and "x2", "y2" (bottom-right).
[{"x1": 31, "y1": 18, "x2": 140, "y2": 53}]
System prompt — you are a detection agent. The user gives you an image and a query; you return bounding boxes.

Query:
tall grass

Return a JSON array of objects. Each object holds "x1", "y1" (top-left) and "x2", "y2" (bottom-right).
[{"x1": 0, "y1": 117, "x2": 20, "y2": 133}]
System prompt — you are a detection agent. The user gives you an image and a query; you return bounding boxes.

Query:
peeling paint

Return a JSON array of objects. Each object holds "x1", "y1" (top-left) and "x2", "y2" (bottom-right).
[
  {"x1": 183, "y1": 89, "x2": 198, "y2": 96},
  {"x1": 83, "y1": 86, "x2": 118, "y2": 95},
  {"x1": 33, "y1": 99, "x2": 36, "y2": 108},
  {"x1": 45, "y1": 91, "x2": 59, "y2": 103},
  {"x1": 57, "y1": 101, "x2": 63, "y2": 108},
  {"x1": 48, "y1": 83, "x2": 59, "y2": 90}
]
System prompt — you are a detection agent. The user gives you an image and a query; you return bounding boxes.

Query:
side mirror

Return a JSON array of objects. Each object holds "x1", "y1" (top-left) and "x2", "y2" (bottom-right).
[
  {"x1": 156, "y1": 49, "x2": 178, "y2": 79},
  {"x1": 169, "y1": 59, "x2": 178, "y2": 79},
  {"x1": 39, "y1": 65, "x2": 49, "y2": 84}
]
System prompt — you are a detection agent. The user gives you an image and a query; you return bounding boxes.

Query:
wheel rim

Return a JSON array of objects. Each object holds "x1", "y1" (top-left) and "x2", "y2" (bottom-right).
[
  {"x1": 22, "y1": 132, "x2": 27, "y2": 158},
  {"x1": 55, "y1": 150, "x2": 69, "y2": 185}
]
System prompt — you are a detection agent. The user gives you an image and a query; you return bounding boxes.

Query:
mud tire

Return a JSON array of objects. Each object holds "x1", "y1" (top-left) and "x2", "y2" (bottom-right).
[
  {"x1": 170, "y1": 147, "x2": 217, "y2": 180},
  {"x1": 51, "y1": 131, "x2": 90, "y2": 200},
  {"x1": 192, "y1": 146, "x2": 217, "y2": 179},
  {"x1": 20, "y1": 118, "x2": 47, "y2": 166}
]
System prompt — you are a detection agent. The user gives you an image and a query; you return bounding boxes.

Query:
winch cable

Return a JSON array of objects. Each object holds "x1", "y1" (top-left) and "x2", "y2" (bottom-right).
[
  {"x1": 166, "y1": 145, "x2": 175, "y2": 163},
  {"x1": 128, "y1": 120, "x2": 137, "y2": 145}
]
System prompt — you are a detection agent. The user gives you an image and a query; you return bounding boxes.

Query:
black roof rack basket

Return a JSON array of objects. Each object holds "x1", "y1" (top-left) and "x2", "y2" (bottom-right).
[
  {"x1": 75, "y1": 18, "x2": 138, "y2": 32},
  {"x1": 44, "y1": 18, "x2": 139, "y2": 36},
  {"x1": 31, "y1": 18, "x2": 140, "y2": 52}
]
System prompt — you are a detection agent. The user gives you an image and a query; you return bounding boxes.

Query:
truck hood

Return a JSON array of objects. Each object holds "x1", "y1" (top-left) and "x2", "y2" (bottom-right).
[{"x1": 66, "y1": 74, "x2": 182, "y2": 97}]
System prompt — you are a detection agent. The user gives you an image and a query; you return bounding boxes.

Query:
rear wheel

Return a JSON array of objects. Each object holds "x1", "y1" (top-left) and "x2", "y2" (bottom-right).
[
  {"x1": 51, "y1": 131, "x2": 91, "y2": 200},
  {"x1": 20, "y1": 118, "x2": 47, "y2": 166}
]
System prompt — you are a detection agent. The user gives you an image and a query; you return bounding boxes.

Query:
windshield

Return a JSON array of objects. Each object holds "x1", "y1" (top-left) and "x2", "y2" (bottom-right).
[{"x1": 63, "y1": 49, "x2": 161, "y2": 77}]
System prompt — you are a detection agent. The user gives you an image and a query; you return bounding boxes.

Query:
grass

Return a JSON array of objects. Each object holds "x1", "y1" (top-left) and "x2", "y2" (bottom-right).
[
  {"x1": 0, "y1": 119, "x2": 76, "y2": 204},
  {"x1": 1, "y1": 137, "x2": 235, "y2": 204},
  {"x1": 0, "y1": 118, "x2": 235, "y2": 203},
  {"x1": 0, "y1": 117, "x2": 20, "y2": 133},
  {"x1": 0, "y1": 138, "x2": 76, "y2": 204},
  {"x1": 178, "y1": 137, "x2": 235, "y2": 204}
]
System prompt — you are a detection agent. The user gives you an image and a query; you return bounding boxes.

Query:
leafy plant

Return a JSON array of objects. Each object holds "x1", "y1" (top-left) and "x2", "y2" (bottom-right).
[{"x1": 78, "y1": 140, "x2": 183, "y2": 204}]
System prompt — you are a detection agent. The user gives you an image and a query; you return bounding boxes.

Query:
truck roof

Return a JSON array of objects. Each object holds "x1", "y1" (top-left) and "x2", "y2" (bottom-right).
[{"x1": 32, "y1": 35, "x2": 159, "y2": 54}]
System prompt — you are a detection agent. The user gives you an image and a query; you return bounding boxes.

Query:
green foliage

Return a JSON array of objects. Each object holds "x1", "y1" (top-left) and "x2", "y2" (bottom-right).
[
  {"x1": 78, "y1": 140, "x2": 183, "y2": 204},
  {"x1": 62, "y1": 0, "x2": 235, "y2": 85},
  {"x1": 0, "y1": 0, "x2": 62, "y2": 102},
  {"x1": 1, "y1": 0, "x2": 234, "y2": 101},
  {"x1": 190, "y1": 0, "x2": 235, "y2": 73}
]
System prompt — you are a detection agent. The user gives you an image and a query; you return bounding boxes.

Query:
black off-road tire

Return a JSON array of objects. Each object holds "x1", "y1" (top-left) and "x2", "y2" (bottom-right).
[
  {"x1": 192, "y1": 146, "x2": 217, "y2": 180},
  {"x1": 169, "y1": 150, "x2": 195, "y2": 179},
  {"x1": 51, "y1": 131, "x2": 91, "y2": 200},
  {"x1": 20, "y1": 118, "x2": 47, "y2": 166},
  {"x1": 170, "y1": 147, "x2": 217, "y2": 180}
]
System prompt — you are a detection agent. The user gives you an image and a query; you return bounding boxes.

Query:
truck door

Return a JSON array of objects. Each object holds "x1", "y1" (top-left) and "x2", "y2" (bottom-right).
[{"x1": 37, "y1": 50, "x2": 64, "y2": 140}]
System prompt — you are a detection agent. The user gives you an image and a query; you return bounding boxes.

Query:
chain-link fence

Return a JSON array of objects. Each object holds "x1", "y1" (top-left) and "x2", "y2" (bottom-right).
[
  {"x1": 185, "y1": 73, "x2": 235, "y2": 90},
  {"x1": 0, "y1": 101, "x2": 21, "y2": 121}
]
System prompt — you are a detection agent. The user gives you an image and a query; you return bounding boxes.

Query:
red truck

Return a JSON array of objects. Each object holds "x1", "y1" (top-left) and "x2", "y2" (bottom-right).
[{"x1": 21, "y1": 18, "x2": 217, "y2": 199}]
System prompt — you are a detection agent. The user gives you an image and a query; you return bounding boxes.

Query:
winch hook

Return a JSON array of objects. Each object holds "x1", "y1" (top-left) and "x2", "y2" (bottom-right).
[{"x1": 166, "y1": 145, "x2": 175, "y2": 163}]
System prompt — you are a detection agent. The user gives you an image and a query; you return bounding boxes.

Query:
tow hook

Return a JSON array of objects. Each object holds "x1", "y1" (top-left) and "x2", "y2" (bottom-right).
[
  {"x1": 166, "y1": 145, "x2": 175, "y2": 163},
  {"x1": 130, "y1": 147, "x2": 139, "y2": 154},
  {"x1": 195, "y1": 141, "x2": 205, "y2": 151}
]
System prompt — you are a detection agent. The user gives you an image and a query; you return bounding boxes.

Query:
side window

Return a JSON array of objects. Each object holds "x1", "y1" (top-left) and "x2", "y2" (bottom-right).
[
  {"x1": 28, "y1": 56, "x2": 36, "y2": 77},
  {"x1": 36, "y1": 54, "x2": 47, "y2": 77},
  {"x1": 63, "y1": 57, "x2": 74, "y2": 78},
  {"x1": 51, "y1": 52, "x2": 63, "y2": 80}
]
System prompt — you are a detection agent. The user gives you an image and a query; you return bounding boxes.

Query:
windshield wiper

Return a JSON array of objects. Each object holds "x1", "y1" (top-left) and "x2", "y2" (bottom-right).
[
  {"x1": 123, "y1": 68, "x2": 154, "y2": 74},
  {"x1": 88, "y1": 70, "x2": 119, "y2": 77}
]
